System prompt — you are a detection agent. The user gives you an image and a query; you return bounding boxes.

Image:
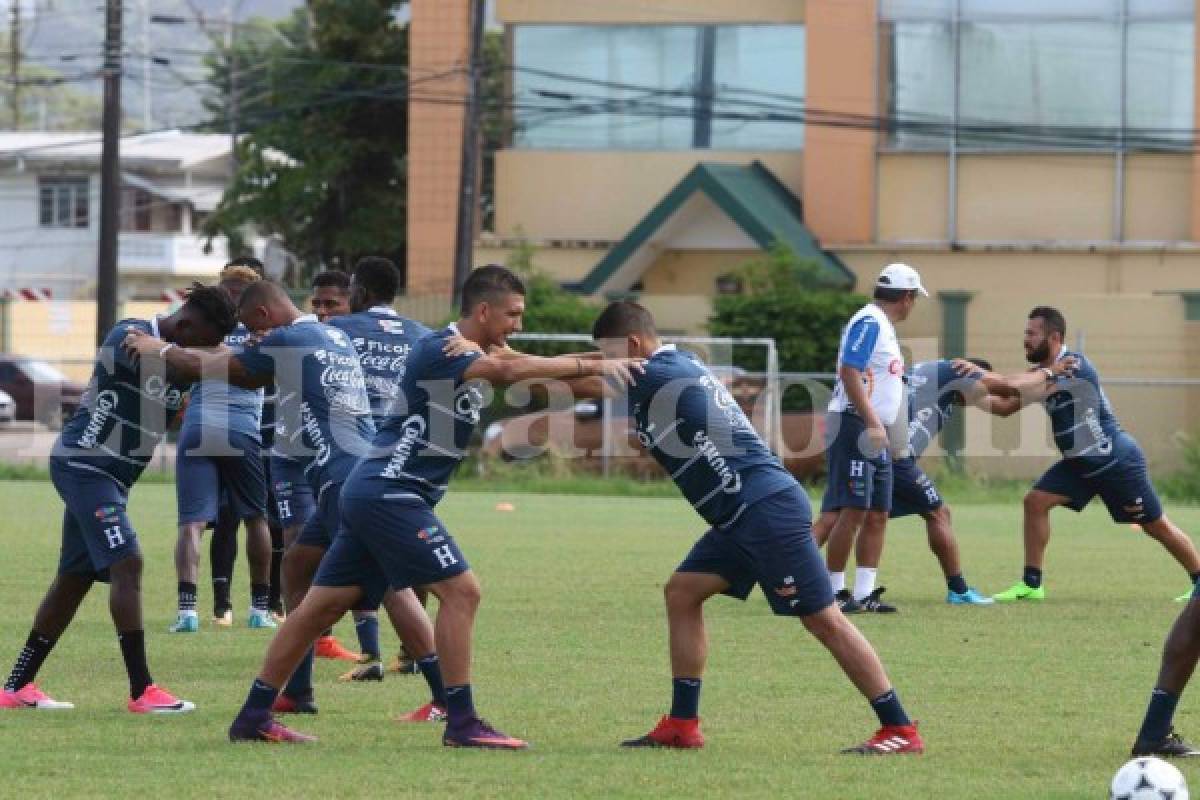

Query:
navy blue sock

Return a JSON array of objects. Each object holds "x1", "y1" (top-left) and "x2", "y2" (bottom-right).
[
  {"x1": 445, "y1": 684, "x2": 476, "y2": 725},
  {"x1": 1190, "y1": 572, "x2": 1200, "y2": 584},
  {"x1": 1137, "y1": 688, "x2": 1180, "y2": 745},
  {"x1": 283, "y1": 646, "x2": 314, "y2": 700},
  {"x1": 417, "y1": 654, "x2": 447, "y2": 707},
  {"x1": 244, "y1": 678, "x2": 279, "y2": 712},
  {"x1": 1023, "y1": 566, "x2": 1043, "y2": 589},
  {"x1": 670, "y1": 678, "x2": 702, "y2": 720},
  {"x1": 354, "y1": 615, "x2": 380, "y2": 659},
  {"x1": 947, "y1": 574, "x2": 969, "y2": 595},
  {"x1": 870, "y1": 689, "x2": 912, "y2": 727}
]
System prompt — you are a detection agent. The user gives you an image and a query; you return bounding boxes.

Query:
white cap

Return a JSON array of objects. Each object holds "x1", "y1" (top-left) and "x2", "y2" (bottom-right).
[{"x1": 876, "y1": 262, "x2": 928, "y2": 297}]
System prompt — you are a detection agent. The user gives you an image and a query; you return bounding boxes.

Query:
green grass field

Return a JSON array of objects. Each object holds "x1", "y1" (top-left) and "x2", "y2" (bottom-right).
[{"x1": 2, "y1": 480, "x2": 1198, "y2": 799}]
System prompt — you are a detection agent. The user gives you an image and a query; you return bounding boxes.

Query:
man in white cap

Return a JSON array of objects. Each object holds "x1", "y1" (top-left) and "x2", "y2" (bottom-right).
[{"x1": 820, "y1": 263, "x2": 927, "y2": 614}]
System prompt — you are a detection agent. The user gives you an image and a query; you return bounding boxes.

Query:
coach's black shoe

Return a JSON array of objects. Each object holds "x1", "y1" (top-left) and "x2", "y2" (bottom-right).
[
  {"x1": 836, "y1": 589, "x2": 862, "y2": 614},
  {"x1": 1132, "y1": 729, "x2": 1200, "y2": 758},
  {"x1": 860, "y1": 587, "x2": 898, "y2": 613}
]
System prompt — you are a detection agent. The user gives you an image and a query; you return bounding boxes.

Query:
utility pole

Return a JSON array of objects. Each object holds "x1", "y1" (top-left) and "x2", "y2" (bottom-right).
[
  {"x1": 96, "y1": 0, "x2": 122, "y2": 345},
  {"x1": 226, "y1": 0, "x2": 238, "y2": 173},
  {"x1": 451, "y1": 0, "x2": 485, "y2": 305},
  {"x1": 9, "y1": 0, "x2": 20, "y2": 129},
  {"x1": 140, "y1": 0, "x2": 150, "y2": 129}
]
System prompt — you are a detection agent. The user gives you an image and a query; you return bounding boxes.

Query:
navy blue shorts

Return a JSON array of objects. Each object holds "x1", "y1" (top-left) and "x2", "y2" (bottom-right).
[
  {"x1": 821, "y1": 411, "x2": 893, "y2": 513},
  {"x1": 175, "y1": 425, "x2": 266, "y2": 525},
  {"x1": 50, "y1": 457, "x2": 141, "y2": 581},
  {"x1": 314, "y1": 491, "x2": 470, "y2": 608},
  {"x1": 677, "y1": 486, "x2": 834, "y2": 617},
  {"x1": 271, "y1": 456, "x2": 316, "y2": 530},
  {"x1": 295, "y1": 481, "x2": 340, "y2": 550},
  {"x1": 889, "y1": 457, "x2": 943, "y2": 519},
  {"x1": 1034, "y1": 439, "x2": 1163, "y2": 524}
]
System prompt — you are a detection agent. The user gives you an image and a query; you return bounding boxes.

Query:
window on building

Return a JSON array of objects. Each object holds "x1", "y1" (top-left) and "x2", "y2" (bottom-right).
[
  {"x1": 880, "y1": 0, "x2": 1194, "y2": 151},
  {"x1": 38, "y1": 176, "x2": 89, "y2": 228},
  {"x1": 120, "y1": 188, "x2": 154, "y2": 232},
  {"x1": 512, "y1": 24, "x2": 805, "y2": 150}
]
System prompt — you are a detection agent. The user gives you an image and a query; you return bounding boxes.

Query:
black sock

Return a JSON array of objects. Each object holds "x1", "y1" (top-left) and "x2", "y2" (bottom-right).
[
  {"x1": 268, "y1": 525, "x2": 284, "y2": 613},
  {"x1": 243, "y1": 677, "x2": 279, "y2": 712},
  {"x1": 177, "y1": 581, "x2": 197, "y2": 613},
  {"x1": 946, "y1": 574, "x2": 969, "y2": 595},
  {"x1": 670, "y1": 678, "x2": 702, "y2": 720},
  {"x1": 1137, "y1": 688, "x2": 1180, "y2": 745},
  {"x1": 117, "y1": 630, "x2": 153, "y2": 699},
  {"x1": 212, "y1": 579, "x2": 231, "y2": 615},
  {"x1": 417, "y1": 654, "x2": 447, "y2": 706},
  {"x1": 251, "y1": 584, "x2": 270, "y2": 613},
  {"x1": 445, "y1": 684, "x2": 476, "y2": 725},
  {"x1": 1023, "y1": 566, "x2": 1043, "y2": 589},
  {"x1": 870, "y1": 688, "x2": 912, "y2": 727},
  {"x1": 284, "y1": 646, "x2": 314, "y2": 700},
  {"x1": 1190, "y1": 572, "x2": 1200, "y2": 584},
  {"x1": 4, "y1": 631, "x2": 55, "y2": 692}
]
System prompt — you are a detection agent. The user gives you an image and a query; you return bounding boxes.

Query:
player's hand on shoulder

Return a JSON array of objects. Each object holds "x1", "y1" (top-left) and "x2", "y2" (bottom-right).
[
  {"x1": 122, "y1": 329, "x2": 165, "y2": 363},
  {"x1": 950, "y1": 358, "x2": 980, "y2": 376},
  {"x1": 1051, "y1": 356, "x2": 1079, "y2": 378},
  {"x1": 444, "y1": 333, "x2": 484, "y2": 358},
  {"x1": 596, "y1": 357, "x2": 646, "y2": 387}
]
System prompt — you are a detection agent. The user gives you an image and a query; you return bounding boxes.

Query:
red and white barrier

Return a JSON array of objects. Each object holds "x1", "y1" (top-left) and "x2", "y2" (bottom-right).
[{"x1": 3, "y1": 288, "x2": 53, "y2": 302}]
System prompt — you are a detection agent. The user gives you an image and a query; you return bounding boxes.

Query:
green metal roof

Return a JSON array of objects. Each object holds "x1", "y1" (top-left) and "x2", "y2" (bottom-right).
[{"x1": 577, "y1": 161, "x2": 855, "y2": 295}]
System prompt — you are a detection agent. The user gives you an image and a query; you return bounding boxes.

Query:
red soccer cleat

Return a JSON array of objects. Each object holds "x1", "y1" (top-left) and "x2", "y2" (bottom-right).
[
  {"x1": 841, "y1": 723, "x2": 924, "y2": 755},
  {"x1": 396, "y1": 701, "x2": 447, "y2": 723},
  {"x1": 127, "y1": 684, "x2": 195, "y2": 714},
  {"x1": 315, "y1": 635, "x2": 359, "y2": 662},
  {"x1": 621, "y1": 716, "x2": 705, "y2": 749},
  {"x1": 271, "y1": 694, "x2": 318, "y2": 714}
]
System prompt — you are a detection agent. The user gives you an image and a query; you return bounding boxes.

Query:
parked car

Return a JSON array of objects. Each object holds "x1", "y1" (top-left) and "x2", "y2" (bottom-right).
[
  {"x1": 0, "y1": 356, "x2": 86, "y2": 429},
  {"x1": 481, "y1": 394, "x2": 827, "y2": 481},
  {"x1": 0, "y1": 389, "x2": 15, "y2": 425}
]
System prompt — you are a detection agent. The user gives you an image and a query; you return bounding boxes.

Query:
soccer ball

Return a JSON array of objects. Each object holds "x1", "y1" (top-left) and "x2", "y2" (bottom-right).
[{"x1": 1110, "y1": 757, "x2": 1189, "y2": 799}]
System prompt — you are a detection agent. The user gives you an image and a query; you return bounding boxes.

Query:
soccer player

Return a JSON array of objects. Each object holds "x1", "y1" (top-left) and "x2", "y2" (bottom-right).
[
  {"x1": 222, "y1": 265, "x2": 644, "y2": 747},
  {"x1": 591, "y1": 301, "x2": 922, "y2": 754},
  {"x1": 822, "y1": 263, "x2": 926, "y2": 614},
  {"x1": 325, "y1": 256, "x2": 432, "y2": 682},
  {"x1": 274, "y1": 269, "x2": 359, "y2": 662},
  {"x1": 124, "y1": 280, "x2": 446, "y2": 726},
  {"x1": 967, "y1": 307, "x2": 1200, "y2": 602},
  {"x1": 169, "y1": 264, "x2": 276, "y2": 632},
  {"x1": 1129, "y1": 596, "x2": 1200, "y2": 757},
  {"x1": 0, "y1": 285, "x2": 235, "y2": 713},
  {"x1": 310, "y1": 269, "x2": 351, "y2": 323}
]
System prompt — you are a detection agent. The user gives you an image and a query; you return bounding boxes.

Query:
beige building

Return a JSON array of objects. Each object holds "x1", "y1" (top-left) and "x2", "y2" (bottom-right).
[{"x1": 410, "y1": 0, "x2": 1200, "y2": 471}]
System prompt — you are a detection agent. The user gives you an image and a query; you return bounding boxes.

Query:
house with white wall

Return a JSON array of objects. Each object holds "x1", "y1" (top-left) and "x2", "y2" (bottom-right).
[{"x1": 0, "y1": 130, "x2": 247, "y2": 299}]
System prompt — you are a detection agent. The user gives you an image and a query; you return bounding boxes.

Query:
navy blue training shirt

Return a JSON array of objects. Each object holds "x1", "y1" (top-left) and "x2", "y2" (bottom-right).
[
  {"x1": 234, "y1": 314, "x2": 375, "y2": 491},
  {"x1": 1043, "y1": 350, "x2": 1123, "y2": 468},
  {"x1": 626, "y1": 345, "x2": 796, "y2": 528},
  {"x1": 346, "y1": 324, "x2": 484, "y2": 507},
  {"x1": 57, "y1": 318, "x2": 188, "y2": 488},
  {"x1": 905, "y1": 360, "x2": 982, "y2": 460},
  {"x1": 328, "y1": 306, "x2": 430, "y2": 428}
]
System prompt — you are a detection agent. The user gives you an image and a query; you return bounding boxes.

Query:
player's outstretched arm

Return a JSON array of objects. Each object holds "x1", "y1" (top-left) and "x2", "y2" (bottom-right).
[
  {"x1": 122, "y1": 330, "x2": 268, "y2": 389},
  {"x1": 463, "y1": 352, "x2": 643, "y2": 389},
  {"x1": 952, "y1": 357, "x2": 1076, "y2": 417}
]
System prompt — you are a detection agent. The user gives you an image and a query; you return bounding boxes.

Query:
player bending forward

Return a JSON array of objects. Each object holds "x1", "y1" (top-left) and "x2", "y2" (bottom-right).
[{"x1": 593, "y1": 301, "x2": 922, "y2": 754}]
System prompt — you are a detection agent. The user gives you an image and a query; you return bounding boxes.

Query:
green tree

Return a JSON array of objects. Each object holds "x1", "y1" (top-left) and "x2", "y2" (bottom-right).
[
  {"x1": 709, "y1": 243, "x2": 865, "y2": 410},
  {"x1": 200, "y1": 1, "x2": 408, "y2": 280}
]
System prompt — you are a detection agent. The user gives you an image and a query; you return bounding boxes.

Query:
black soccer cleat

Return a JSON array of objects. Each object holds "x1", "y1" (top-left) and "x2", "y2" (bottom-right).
[
  {"x1": 1132, "y1": 729, "x2": 1200, "y2": 758},
  {"x1": 859, "y1": 587, "x2": 898, "y2": 613},
  {"x1": 836, "y1": 589, "x2": 862, "y2": 614}
]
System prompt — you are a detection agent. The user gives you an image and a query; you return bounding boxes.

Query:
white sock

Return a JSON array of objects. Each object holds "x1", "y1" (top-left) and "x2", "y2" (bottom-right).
[
  {"x1": 829, "y1": 571, "x2": 845, "y2": 593},
  {"x1": 854, "y1": 568, "x2": 878, "y2": 602}
]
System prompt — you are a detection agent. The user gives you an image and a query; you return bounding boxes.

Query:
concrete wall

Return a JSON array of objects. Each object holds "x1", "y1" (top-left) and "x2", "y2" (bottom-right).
[
  {"x1": 406, "y1": 0, "x2": 471, "y2": 295},
  {"x1": 492, "y1": 151, "x2": 804, "y2": 242}
]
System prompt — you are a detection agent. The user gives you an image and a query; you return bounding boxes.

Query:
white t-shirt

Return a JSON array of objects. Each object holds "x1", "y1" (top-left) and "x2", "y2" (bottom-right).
[{"x1": 827, "y1": 303, "x2": 905, "y2": 426}]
